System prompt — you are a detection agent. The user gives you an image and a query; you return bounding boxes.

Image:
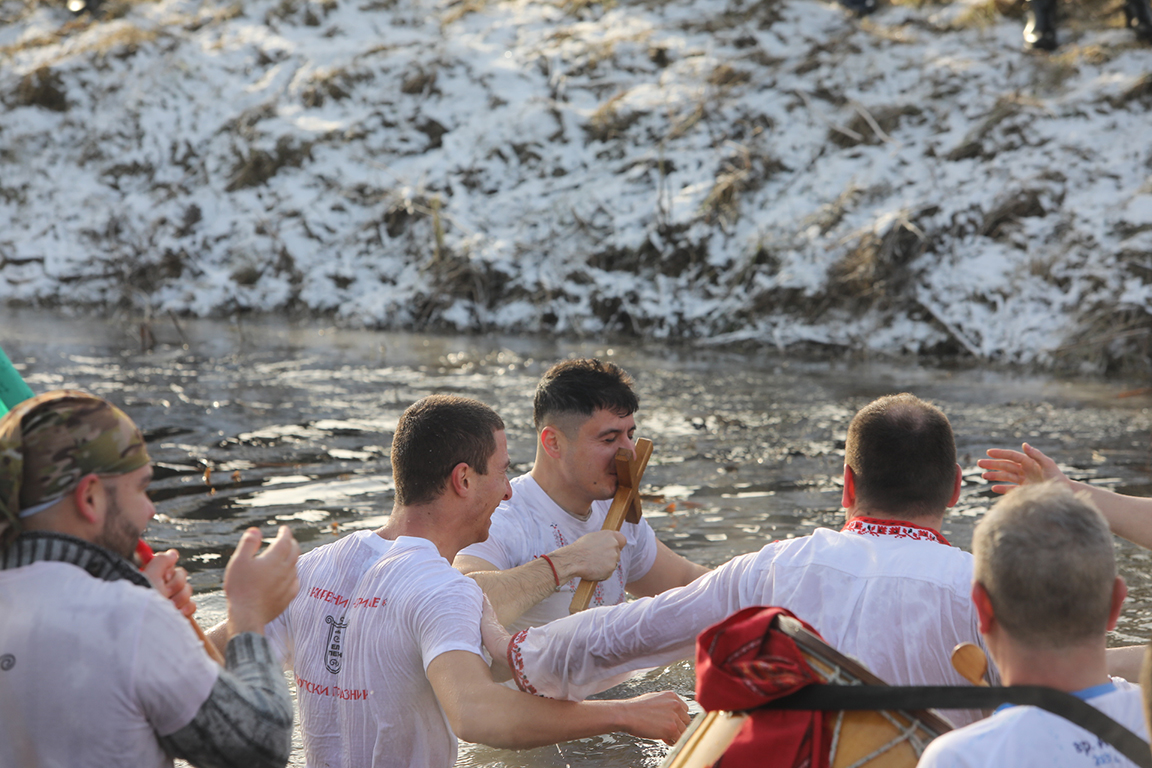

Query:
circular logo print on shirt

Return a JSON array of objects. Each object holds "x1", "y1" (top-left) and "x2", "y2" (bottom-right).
[{"x1": 0, "y1": 654, "x2": 14, "y2": 671}]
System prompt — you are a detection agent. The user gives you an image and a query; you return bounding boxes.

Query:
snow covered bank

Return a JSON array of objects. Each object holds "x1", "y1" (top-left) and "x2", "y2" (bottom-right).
[{"x1": 2, "y1": 0, "x2": 1151, "y2": 370}]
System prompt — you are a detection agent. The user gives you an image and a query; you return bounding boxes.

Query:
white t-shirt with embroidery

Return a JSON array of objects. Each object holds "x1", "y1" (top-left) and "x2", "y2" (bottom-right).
[
  {"x1": 918, "y1": 679, "x2": 1148, "y2": 767},
  {"x1": 265, "y1": 529, "x2": 396, "y2": 768},
  {"x1": 458, "y1": 473, "x2": 659, "y2": 631},
  {"x1": 0, "y1": 561, "x2": 219, "y2": 768},
  {"x1": 332, "y1": 535, "x2": 486, "y2": 768},
  {"x1": 508, "y1": 519, "x2": 994, "y2": 727}
]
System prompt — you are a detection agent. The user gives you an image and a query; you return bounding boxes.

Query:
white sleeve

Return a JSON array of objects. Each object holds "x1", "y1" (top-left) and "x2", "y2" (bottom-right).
[
  {"x1": 134, "y1": 594, "x2": 221, "y2": 736},
  {"x1": 457, "y1": 511, "x2": 522, "y2": 570},
  {"x1": 914, "y1": 733, "x2": 970, "y2": 768},
  {"x1": 415, "y1": 578, "x2": 486, "y2": 670},
  {"x1": 508, "y1": 554, "x2": 761, "y2": 700}
]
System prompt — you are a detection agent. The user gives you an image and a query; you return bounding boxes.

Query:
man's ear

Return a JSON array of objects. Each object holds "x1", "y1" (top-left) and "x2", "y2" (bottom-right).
[
  {"x1": 972, "y1": 582, "x2": 996, "y2": 635},
  {"x1": 842, "y1": 465, "x2": 856, "y2": 510},
  {"x1": 947, "y1": 463, "x2": 962, "y2": 508},
  {"x1": 539, "y1": 425, "x2": 564, "y2": 460},
  {"x1": 1107, "y1": 576, "x2": 1128, "y2": 632},
  {"x1": 71, "y1": 473, "x2": 105, "y2": 524},
  {"x1": 449, "y1": 462, "x2": 471, "y2": 497}
]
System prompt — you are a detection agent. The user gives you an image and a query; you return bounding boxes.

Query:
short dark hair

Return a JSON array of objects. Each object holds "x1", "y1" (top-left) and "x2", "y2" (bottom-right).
[
  {"x1": 975, "y1": 482, "x2": 1115, "y2": 648},
  {"x1": 532, "y1": 358, "x2": 638, "y2": 431},
  {"x1": 845, "y1": 393, "x2": 956, "y2": 517},
  {"x1": 391, "y1": 395, "x2": 505, "y2": 506}
]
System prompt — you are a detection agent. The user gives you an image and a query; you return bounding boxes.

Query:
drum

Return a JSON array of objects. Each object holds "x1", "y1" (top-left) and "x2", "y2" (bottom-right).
[{"x1": 662, "y1": 615, "x2": 953, "y2": 768}]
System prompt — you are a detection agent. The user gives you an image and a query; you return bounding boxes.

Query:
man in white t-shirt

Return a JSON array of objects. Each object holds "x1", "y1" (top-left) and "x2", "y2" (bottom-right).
[
  {"x1": 0, "y1": 390, "x2": 299, "y2": 768},
  {"x1": 487, "y1": 394, "x2": 996, "y2": 727},
  {"x1": 210, "y1": 394, "x2": 691, "y2": 768},
  {"x1": 455, "y1": 358, "x2": 709, "y2": 630},
  {"x1": 918, "y1": 481, "x2": 1148, "y2": 766}
]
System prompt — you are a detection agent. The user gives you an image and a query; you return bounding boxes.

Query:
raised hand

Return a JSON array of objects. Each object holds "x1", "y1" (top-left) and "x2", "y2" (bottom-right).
[
  {"x1": 977, "y1": 443, "x2": 1067, "y2": 494},
  {"x1": 618, "y1": 691, "x2": 691, "y2": 745},
  {"x1": 223, "y1": 525, "x2": 300, "y2": 636}
]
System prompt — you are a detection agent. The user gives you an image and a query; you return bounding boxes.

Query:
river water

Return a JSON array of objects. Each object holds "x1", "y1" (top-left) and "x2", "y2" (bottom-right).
[{"x1": 5, "y1": 307, "x2": 1152, "y2": 767}]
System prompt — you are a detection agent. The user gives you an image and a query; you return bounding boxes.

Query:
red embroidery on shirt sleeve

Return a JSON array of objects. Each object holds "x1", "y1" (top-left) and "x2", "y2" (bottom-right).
[{"x1": 508, "y1": 629, "x2": 540, "y2": 696}]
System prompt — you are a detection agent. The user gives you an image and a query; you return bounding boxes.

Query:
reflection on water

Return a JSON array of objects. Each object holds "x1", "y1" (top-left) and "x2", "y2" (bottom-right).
[{"x1": 5, "y1": 308, "x2": 1152, "y2": 767}]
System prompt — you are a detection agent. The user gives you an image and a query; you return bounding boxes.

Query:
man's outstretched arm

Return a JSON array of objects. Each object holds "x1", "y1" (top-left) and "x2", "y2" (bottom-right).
[
  {"x1": 454, "y1": 530, "x2": 626, "y2": 626},
  {"x1": 980, "y1": 443, "x2": 1152, "y2": 548},
  {"x1": 427, "y1": 650, "x2": 690, "y2": 749},
  {"x1": 489, "y1": 558, "x2": 751, "y2": 701},
  {"x1": 1106, "y1": 645, "x2": 1146, "y2": 682},
  {"x1": 627, "y1": 539, "x2": 710, "y2": 598}
]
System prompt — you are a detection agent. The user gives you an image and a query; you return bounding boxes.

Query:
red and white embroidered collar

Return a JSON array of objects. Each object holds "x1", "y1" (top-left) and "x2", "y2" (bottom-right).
[{"x1": 841, "y1": 517, "x2": 951, "y2": 546}]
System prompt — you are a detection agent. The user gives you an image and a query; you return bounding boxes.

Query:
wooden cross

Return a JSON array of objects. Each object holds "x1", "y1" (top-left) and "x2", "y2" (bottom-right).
[{"x1": 569, "y1": 437, "x2": 654, "y2": 614}]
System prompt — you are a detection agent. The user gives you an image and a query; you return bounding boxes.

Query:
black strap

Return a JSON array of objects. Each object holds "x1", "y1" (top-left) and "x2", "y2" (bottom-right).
[{"x1": 756, "y1": 684, "x2": 1152, "y2": 768}]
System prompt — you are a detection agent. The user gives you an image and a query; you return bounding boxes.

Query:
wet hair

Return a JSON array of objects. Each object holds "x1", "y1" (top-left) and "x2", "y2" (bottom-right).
[
  {"x1": 974, "y1": 481, "x2": 1116, "y2": 648},
  {"x1": 532, "y1": 358, "x2": 638, "y2": 432},
  {"x1": 391, "y1": 395, "x2": 505, "y2": 507},
  {"x1": 844, "y1": 393, "x2": 956, "y2": 517}
]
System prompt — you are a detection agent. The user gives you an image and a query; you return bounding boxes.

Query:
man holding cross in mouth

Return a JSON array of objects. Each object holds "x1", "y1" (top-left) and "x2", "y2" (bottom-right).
[{"x1": 454, "y1": 358, "x2": 709, "y2": 629}]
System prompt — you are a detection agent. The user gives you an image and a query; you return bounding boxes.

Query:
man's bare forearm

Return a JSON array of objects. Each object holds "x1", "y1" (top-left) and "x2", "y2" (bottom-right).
[
  {"x1": 430, "y1": 651, "x2": 689, "y2": 748},
  {"x1": 458, "y1": 532, "x2": 625, "y2": 626},
  {"x1": 466, "y1": 559, "x2": 562, "y2": 626},
  {"x1": 206, "y1": 620, "x2": 230, "y2": 656},
  {"x1": 455, "y1": 687, "x2": 668, "y2": 748},
  {"x1": 1068, "y1": 480, "x2": 1152, "y2": 550},
  {"x1": 1106, "y1": 644, "x2": 1146, "y2": 682}
]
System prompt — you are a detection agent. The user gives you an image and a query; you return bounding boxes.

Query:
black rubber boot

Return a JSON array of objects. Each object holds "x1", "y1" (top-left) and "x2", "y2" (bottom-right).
[
  {"x1": 1023, "y1": 0, "x2": 1059, "y2": 50},
  {"x1": 1124, "y1": 0, "x2": 1152, "y2": 42}
]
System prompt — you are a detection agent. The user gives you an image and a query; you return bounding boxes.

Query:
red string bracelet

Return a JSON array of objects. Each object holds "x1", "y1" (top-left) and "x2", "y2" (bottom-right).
[{"x1": 539, "y1": 554, "x2": 560, "y2": 588}]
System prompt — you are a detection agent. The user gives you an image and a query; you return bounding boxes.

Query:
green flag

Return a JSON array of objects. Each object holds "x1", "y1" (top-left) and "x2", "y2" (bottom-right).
[{"x1": 0, "y1": 345, "x2": 35, "y2": 414}]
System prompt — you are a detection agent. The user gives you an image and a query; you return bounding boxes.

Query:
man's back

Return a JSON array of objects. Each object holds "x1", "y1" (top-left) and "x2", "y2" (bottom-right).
[
  {"x1": 507, "y1": 521, "x2": 991, "y2": 725},
  {"x1": 749, "y1": 524, "x2": 988, "y2": 700},
  {"x1": 919, "y1": 680, "x2": 1147, "y2": 766},
  {"x1": 921, "y1": 482, "x2": 1146, "y2": 768},
  {"x1": 0, "y1": 559, "x2": 218, "y2": 768}
]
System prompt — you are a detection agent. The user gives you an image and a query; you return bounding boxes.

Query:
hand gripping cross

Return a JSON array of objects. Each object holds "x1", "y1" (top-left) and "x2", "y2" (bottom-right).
[{"x1": 568, "y1": 437, "x2": 654, "y2": 614}]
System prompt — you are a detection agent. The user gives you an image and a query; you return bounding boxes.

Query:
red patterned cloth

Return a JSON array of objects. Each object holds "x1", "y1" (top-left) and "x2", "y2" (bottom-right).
[
  {"x1": 695, "y1": 606, "x2": 829, "y2": 768},
  {"x1": 841, "y1": 516, "x2": 950, "y2": 546}
]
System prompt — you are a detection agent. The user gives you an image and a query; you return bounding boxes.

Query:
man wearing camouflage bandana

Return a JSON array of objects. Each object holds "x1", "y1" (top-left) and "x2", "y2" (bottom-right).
[
  {"x1": 0, "y1": 390, "x2": 301, "y2": 768},
  {"x1": 0, "y1": 390, "x2": 153, "y2": 552}
]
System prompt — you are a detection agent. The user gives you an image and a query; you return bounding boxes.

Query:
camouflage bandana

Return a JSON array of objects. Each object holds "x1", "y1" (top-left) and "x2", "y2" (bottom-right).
[{"x1": 0, "y1": 390, "x2": 150, "y2": 541}]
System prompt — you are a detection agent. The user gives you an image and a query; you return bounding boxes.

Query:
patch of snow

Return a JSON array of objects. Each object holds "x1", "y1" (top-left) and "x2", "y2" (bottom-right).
[{"x1": 1, "y1": 0, "x2": 1151, "y2": 370}]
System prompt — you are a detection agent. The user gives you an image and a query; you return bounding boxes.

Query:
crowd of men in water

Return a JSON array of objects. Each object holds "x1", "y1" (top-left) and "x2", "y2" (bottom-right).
[{"x1": 2, "y1": 358, "x2": 1151, "y2": 767}]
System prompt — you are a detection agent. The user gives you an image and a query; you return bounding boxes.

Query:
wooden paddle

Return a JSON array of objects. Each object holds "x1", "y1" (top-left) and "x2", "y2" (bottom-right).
[
  {"x1": 951, "y1": 642, "x2": 989, "y2": 687},
  {"x1": 569, "y1": 437, "x2": 654, "y2": 614},
  {"x1": 661, "y1": 710, "x2": 748, "y2": 768}
]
